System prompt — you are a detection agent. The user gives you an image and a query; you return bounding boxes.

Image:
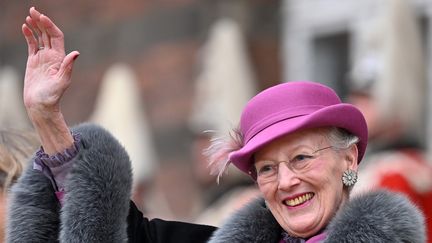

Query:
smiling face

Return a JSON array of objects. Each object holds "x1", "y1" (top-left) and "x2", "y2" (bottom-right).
[{"x1": 254, "y1": 127, "x2": 358, "y2": 238}]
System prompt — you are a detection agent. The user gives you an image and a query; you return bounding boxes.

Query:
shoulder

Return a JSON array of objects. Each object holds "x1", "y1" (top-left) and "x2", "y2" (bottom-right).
[
  {"x1": 211, "y1": 190, "x2": 425, "y2": 242},
  {"x1": 324, "y1": 190, "x2": 426, "y2": 243},
  {"x1": 208, "y1": 197, "x2": 281, "y2": 243}
]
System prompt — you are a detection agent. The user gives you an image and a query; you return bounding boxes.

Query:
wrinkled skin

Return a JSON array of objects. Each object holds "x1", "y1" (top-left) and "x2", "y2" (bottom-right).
[
  {"x1": 22, "y1": 7, "x2": 79, "y2": 155},
  {"x1": 255, "y1": 128, "x2": 358, "y2": 238}
]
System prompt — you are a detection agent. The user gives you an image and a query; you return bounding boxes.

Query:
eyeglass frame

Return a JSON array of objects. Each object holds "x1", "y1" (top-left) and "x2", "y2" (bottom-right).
[{"x1": 249, "y1": 145, "x2": 335, "y2": 182}]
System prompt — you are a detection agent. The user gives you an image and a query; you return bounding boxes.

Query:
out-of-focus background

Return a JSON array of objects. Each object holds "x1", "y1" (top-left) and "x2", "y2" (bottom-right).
[{"x1": 1, "y1": 0, "x2": 432, "y2": 224}]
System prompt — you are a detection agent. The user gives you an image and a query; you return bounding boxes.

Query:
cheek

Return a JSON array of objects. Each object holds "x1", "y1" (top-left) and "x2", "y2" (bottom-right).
[
  {"x1": 309, "y1": 159, "x2": 346, "y2": 213},
  {"x1": 257, "y1": 182, "x2": 277, "y2": 201},
  {"x1": 308, "y1": 158, "x2": 343, "y2": 186}
]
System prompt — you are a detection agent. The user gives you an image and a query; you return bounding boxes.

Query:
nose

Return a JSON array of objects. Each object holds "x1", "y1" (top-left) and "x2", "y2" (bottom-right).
[{"x1": 277, "y1": 163, "x2": 301, "y2": 190}]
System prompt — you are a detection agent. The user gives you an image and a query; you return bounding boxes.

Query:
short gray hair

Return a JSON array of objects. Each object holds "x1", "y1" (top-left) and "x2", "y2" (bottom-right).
[{"x1": 326, "y1": 127, "x2": 360, "y2": 150}]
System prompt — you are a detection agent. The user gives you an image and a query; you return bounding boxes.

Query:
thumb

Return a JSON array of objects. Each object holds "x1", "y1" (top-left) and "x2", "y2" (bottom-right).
[{"x1": 58, "y1": 51, "x2": 80, "y2": 81}]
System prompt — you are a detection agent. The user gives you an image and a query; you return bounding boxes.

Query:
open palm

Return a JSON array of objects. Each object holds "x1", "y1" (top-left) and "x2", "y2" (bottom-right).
[{"x1": 22, "y1": 7, "x2": 79, "y2": 114}]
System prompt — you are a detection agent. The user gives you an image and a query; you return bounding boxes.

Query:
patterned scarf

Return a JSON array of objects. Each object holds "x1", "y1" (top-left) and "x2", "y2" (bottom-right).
[
  {"x1": 280, "y1": 230, "x2": 327, "y2": 243},
  {"x1": 281, "y1": 231, "x2": 306, "y2": 243}
]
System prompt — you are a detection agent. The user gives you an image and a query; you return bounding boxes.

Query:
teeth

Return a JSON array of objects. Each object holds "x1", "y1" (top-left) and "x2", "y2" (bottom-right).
[{"x1": 285, "y1": 193, "x2": 313, "y2": 206}]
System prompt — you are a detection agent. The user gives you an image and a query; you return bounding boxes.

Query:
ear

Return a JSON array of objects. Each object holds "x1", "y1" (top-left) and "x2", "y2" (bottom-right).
[{"x1": 344, "y1": 144, "x2": 359, "y2": 171}]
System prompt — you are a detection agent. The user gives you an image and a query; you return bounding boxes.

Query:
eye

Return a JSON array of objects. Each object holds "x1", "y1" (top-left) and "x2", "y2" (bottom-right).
[
  {"x1": 291, "y1": 154, "x2": 314, "y2": 163},
  {"x1": 289, "y1": 154, "x2": 315, "y2": 170},
  {"x1": 255, "y1": 163, "x2": 277, "y2": 176}
]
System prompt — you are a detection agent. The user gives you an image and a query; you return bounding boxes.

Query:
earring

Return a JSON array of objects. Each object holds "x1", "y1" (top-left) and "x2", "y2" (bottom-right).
[{"x1": 342, "y1": 169, "x2": 358, "y2": 187}]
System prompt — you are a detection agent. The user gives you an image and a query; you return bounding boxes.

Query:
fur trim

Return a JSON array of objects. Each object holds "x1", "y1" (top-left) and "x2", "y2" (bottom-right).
[
  {"x1": 205, "y1": 127, "x2": 244, "y2": 183},
  {"x1": 207, "y1": 197, "x2": 281, "y2": 242},
  {"x1": 210, "y1": 190, "x2": 425, "y2": 242},
  {"x1": 324, "y1": 190, "x2": 425, "y2": 243},
  {"x1": 7, "y1": 167, "x2": 60, "y2": 242},
  {"x1": 7, "y1": 123, "x2": 132, "y2": 243},
  {"x1": 60, "y1": 123, "x2": 132, "y2": 242}
]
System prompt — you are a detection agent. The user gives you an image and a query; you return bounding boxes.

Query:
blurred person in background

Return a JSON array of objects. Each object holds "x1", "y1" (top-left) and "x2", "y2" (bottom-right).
[
  {"x1": 349, "y1": 70, "x2": 432, "y2": 241},
  {"x1": 9, "y1": 6, "x2": 425, "y2": 243},
  {"x1": 349, "y1": 0, "x2": 432, "y2": 241},
  {"x1": 0, "y1": 42, "x2": 40, "y2": 243},
  {"x1": 0, "y1": 129, "x2": 38, "y2": 242}
]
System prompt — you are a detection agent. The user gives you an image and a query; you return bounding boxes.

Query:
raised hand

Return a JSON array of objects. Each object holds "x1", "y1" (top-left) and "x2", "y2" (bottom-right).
[
  {"x1": 22, "y1": 7, "x2": 78, "y2": 155},
  {"x1": 22, "y1": 7, "x2": 79, "y2": 115}
]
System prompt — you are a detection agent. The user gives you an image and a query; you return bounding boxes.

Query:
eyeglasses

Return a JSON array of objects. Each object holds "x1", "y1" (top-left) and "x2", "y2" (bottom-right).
[{"x1": 253, "y1": 146, "x2": 334, "y2": 183}]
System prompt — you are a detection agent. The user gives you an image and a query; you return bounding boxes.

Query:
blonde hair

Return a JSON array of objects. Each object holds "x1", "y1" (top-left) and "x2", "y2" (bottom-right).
[{"x1": 0, "y1": 129, "x2": 39, "y2": 194}]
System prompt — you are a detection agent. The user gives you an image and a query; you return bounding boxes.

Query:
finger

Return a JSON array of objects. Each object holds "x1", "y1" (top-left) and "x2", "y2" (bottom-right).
[
  {"x1": 40, "y1": 14, "x2": 64, "y2": 51},
  {"x1": 22, "y1": 23, "x2": 38, "y2": 55},
  {"x1": 26, "y1": 16, "x2": 43, "y2": 47},
  {"x1": 29, "y1": 7, "x2": 42, "y2": 21},
  {"x1": 28, "y1": 7, "x2": 41, "y2": 33},
  {"x1": 29, "y1": 7, "x2": 49, "y2": 48},
  {"x1": 57, "y1": 51, "x2": 80, "y2": 81},
  {"x1": 39, "y1": 15, "x2": 51, "y2": 49},
  {"x1": 25, "y1": 16, "x2": 41, "y2": 36}
]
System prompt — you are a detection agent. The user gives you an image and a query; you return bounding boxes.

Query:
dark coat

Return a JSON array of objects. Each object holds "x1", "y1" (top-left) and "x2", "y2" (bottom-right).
[{"x1": 7, "y1": 123, "x2": 426, "y2": 242}]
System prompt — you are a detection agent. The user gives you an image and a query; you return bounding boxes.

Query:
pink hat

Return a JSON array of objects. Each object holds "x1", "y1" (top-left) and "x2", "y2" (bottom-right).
[{"x1": 229, "y1": 81, "x2": 368, "y2": 175}]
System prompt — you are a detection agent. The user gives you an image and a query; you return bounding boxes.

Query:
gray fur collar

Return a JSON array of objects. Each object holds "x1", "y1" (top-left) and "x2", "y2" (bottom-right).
[{"x1": 209, "y1": 190, "x2": 425, "y2": 242}]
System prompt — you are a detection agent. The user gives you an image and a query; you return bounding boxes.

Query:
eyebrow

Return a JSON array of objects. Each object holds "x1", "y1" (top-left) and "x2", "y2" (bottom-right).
[{"x1": 255, "y1": 144, "x2": 317, "y2": 163}]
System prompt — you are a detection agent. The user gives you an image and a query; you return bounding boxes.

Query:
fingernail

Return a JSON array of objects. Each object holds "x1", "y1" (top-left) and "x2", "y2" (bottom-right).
[{"x1": 73, "y1": 55, "x2": 79, "y2": 60}]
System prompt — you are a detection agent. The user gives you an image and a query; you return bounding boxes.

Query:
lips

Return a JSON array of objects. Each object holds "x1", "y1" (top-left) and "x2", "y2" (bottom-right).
[{"x1": 283, "y1": 193, "x2": 314, "y2": 207}]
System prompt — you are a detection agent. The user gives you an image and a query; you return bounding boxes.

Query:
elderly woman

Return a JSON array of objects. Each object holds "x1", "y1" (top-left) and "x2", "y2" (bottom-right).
[{"x1": 9, "y1": 7, "x2": 425, "y2": 243}]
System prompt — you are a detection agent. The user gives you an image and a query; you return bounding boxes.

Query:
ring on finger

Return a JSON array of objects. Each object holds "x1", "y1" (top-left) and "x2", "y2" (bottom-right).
[{"x1": 38, "y1": 46, "x2": 45, "y2": 50}]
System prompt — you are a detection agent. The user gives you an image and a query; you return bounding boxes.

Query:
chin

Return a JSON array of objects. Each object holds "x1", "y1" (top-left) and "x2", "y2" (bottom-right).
[
  {"x1": 288, "y1": 227, "x2": 319, "y2": 238},
  {"x1": 282, "y1": 218, "x2": 322, "y2": 238}
]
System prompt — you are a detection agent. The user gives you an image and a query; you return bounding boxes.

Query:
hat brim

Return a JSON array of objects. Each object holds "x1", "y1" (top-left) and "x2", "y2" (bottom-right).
[{"x1": 229, "y1": 104, "x2": 368, "y2": 174}]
